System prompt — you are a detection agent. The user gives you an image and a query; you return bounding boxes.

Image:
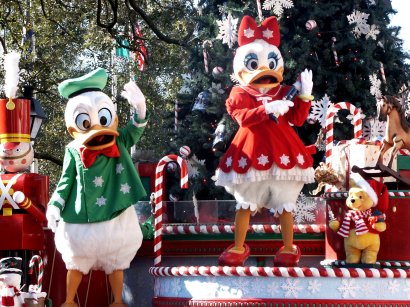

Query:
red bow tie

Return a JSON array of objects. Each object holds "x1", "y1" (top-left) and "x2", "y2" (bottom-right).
[{"x1": 79, "y1": 144, "x2": 120, "y2": 168}]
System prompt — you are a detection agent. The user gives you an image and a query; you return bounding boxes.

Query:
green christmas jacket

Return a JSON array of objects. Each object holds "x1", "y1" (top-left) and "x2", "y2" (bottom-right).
[{"x1": 48, "y1": 114, "x2": 148, "y2": 223}]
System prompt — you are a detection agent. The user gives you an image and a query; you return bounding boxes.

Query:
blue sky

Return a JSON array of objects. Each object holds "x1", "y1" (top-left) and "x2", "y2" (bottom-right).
[{"x1": 390, "y1": 0, "x2": 410, "y2": 53}]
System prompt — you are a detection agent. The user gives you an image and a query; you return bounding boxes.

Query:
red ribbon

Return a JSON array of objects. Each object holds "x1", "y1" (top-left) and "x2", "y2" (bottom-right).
[
  {"x1": 238, "y1": 15, "x2": 280, "y2": 47},
  {"x1": 80, "y1": 144, "x2": 120, "y2": 168}
]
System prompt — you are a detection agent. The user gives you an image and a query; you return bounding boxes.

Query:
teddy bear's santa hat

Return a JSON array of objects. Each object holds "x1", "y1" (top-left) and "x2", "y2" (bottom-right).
[{"x1": 351, "y1": 173, "x2": 389, "y2": 212}]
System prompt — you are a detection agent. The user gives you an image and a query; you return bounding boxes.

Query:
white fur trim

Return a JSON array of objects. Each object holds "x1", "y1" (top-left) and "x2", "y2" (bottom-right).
[{"x1": 350, "y1": 173, "x2": 378, "y2": 205}]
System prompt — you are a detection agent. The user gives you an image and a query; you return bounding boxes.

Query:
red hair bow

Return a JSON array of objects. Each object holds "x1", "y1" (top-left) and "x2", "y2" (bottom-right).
[{"x1": 238, "y1": 16, "x2": 280, "y2": 47}]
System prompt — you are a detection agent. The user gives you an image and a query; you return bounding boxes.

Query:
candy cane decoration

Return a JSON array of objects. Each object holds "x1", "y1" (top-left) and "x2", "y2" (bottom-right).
[
  {"x1": 325, "y1": 102, "x2": 362, "y2": 166},
  {"x1": 154, "y1": 154, "x2": 188, "y2": 267},
  {"x1": 28, "y1": 255, "x2": 44, "y2": 292}
]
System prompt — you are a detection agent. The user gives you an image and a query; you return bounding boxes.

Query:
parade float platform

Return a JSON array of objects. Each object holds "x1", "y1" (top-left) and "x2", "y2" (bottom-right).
[{"x1": 122, "y1": 192, "x2": 410, "y2": 307}]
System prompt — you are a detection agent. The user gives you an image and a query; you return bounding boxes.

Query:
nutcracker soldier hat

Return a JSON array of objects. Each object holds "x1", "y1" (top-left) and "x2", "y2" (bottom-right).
[
  {"x1": 58, "y1": 67, "x2": 108, "y2": 99},
  {"x1": 0, "y1": 52, "x2": 30, "y2": 144},
  {"x1": 0, "y1": 257, "x2": 22, "y2": 275}
]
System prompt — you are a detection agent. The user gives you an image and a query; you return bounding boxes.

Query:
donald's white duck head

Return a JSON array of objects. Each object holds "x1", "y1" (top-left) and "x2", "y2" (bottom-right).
[
  {"x1": 234, "y1": 16, "x2": 284, "y2": 90},
  {"x1": 59, "y1": 68, "x2": 119, "y2": 150}
]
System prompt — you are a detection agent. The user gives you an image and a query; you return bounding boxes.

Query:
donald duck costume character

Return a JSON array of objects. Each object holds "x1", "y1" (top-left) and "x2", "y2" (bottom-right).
[
  {"x1": 46, "y1": 68, "x2": 148, "y2": 307},
  {"x1": 214, "y1": 16, "x2": 315, "y2": 267}
]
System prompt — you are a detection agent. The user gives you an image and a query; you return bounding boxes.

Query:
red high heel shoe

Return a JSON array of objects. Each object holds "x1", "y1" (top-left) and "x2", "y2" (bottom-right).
[
  {"x1": 273, "y1": 245, "x2": 301, "y2": 267},
  {"x1": 218, "y1": 243, "x2": 250, "y2": 266}
]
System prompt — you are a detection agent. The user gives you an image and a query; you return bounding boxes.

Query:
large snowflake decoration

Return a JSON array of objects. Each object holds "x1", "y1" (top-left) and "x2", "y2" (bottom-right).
[
  {"x1": 187, "y1": 155, "x2": 205, "y2": 178},
  {"x1": 347, "y1": 10, "x2": 370, "y2": 38},
  {"x1": 262, "y1": 0, "x2": 294, "y2": 17},
  {"x1": 369, "y1": 73, "x2": 382, "y2": 97},
  {"x1": 294, "y1": 192, "x2": 316, "y2": 224},
  {"x1": 387, "y1": 280, "x2": 401, "y2": 294},
  {"x1": 404, "y1": 280, "x2": 410, "y2": 299},
  {"x1": 362, "y1": 117, "x2": 386, "y2": 140},
  {"x1": 216, "y1": 13, "x2": 238, "y2": 48},
  {"x1": 338, "y1": 279, "x2": 359, "y2": 298},
  {"x1": 308, "y1": 279, "x2": 322, "y2": 294},
  {"x1": 281, "y1": 279, "x2": 302, "y2": 298},
  {"x1": 209, "y1": 82, "x2": 225, "y2": 97},
  {"x1": 366, "y1": 24, "x2": 380, "y2": 40},
  {"x1": 309, "y1": 94, "x2": 332, "y2": 128}
]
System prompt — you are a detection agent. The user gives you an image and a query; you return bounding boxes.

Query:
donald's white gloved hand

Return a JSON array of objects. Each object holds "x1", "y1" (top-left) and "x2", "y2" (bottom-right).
[
  {"x1": 46, "y1": 205, "x2": 61, "y2": 233},
  {"x1": 264, "y1": 100, "x2": 294, "y2": 116},
  {"x1": 300, "y1": 68, "x2": 313, "y2": 97},
  {"x1": 121, "y1": 81, "x2": 146, "y2": 120}
]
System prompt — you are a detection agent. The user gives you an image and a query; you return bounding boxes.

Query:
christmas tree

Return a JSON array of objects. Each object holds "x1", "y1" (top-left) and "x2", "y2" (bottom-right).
[{"x1": 166, "y1": 0, "x2": 410, "y2": 201}]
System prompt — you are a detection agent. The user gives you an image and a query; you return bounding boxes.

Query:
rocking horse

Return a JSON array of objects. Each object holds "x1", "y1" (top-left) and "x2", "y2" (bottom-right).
[
  {"x1": 377, "y1": 95, "x2": 410, "y2": 168},
  {"x1": 352, "y1": 95, "x2": 410, "y2": 187}
]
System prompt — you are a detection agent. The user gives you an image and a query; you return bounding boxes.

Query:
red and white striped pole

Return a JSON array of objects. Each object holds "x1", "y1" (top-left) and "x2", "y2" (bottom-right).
[
  {"x1": 154, "y1": 154, "x2": 188, "y2": 266},
  {"x1": 325, "y1": 102, "x2": 362, "y2": 165}
]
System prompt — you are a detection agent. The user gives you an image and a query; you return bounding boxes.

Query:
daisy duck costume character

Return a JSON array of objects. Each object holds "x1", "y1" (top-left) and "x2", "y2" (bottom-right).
[
  {"x1": 46, "y1": 68, "x2": 148, "y2": 307},
  {"x1": 214, "y1": 16, "x2": 315, "y2": 267}
]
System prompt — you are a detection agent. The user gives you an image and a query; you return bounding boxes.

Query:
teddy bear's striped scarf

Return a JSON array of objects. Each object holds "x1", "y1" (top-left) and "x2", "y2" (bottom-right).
[{"x1": 337, "y1": 209, "x2": 372, "y2": 238}]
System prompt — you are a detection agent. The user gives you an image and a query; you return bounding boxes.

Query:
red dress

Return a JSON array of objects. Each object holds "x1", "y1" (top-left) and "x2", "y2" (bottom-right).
[{"x1": 215, "y1": 85, "x2": 314, "y2": 187}]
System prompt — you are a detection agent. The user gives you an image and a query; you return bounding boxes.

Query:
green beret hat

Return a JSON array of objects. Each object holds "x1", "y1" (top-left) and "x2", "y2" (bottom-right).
[{"x1": 58, "y1": 67, "x2": 108, "y2": 99}]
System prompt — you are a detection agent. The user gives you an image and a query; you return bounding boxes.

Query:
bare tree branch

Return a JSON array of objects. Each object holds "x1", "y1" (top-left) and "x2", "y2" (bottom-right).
[
  {"x1": 96, "y1": 0, "x2": 118, "y2": 29},
  {"x1": 34, "y1": 152, "x2": 63, "y2": 166},
  {"x1": 39, "y1": 0, "x2": 71, "y2": 35},
  {"x1": 0, "y1": 36, "x2": 7, "y2": 54},
  {"x1": 126, "y1": 0, "x2": 188, "y2": 47}
]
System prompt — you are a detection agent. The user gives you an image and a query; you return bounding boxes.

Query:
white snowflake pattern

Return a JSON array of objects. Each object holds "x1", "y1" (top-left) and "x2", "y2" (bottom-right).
[
  {"x1": 309, "y1": 94, "x2": 332, "y2": 128},
  {"x1": 262, "y1": 0, "x2": 294, "y2": 17},
  {"x1": 216, "y1": 13, "x2": 238, "y2": 48},
  {"x1": 366, "y1": 24, "x2": 380, "y2": 40},
  {"x1": 93, "y1": 176, "x2": 104, "y2": 187},
  {"x1": 281, "y1": 279, "x2": 302, "y2": 298},
  {"x1": 296, "y1": 153, "x2": 305, "y2": 165},
  {"x1": 120, "y1": 183, "x2": 131, "y2": 194},
  {"x1": 307, "y1": 279, "x2": 322, "y2": 294},
  {"x1": 294, "y1": 192, "x2": 316, "y2": 224},
  {"x1": 238, "y1": 157, "x2": 248, "y2": 168},
  {"x1": 388, "y1": 280, "x2": 401, "y2": 294},
  {"x1": 96, "y1": 196, "x2": 107, "y2": 207},
  {"x1": 360, "y1": 281, "x2": 375, "y2": 296},
  {"x1": 279, "y1": 154, "x2": 290, "y2": 166},
  {"x1": 257, "y1": 154, "x2": 269, "y2": 166},
  {"x1": 116, "y1": 163, "x2": 124, "y2": 174},
  {"x1": 347, "y1": 10, "x2": 370, "y2": 38},
  {"x1": 362, "y1": 117, "x2": 386, "y2": 140},
  {"x1": 338, "y1": 279, "x2": 359, "y2": 298},
  {"x1": 225, "y1": 156, "x2": 233, "y2": 167},
  {"x1": 243, "y1": 27, "x2": 255, "y2": 38},
  {"x1": 187, "y1": 155, "x2": 204, "y2": 178},
  {"x1": 369, "y1": 73, "x2": 382, "y2": 97},
  {"x1": 264, "y1": 282, "x2": 280, "y2": 297},
  {"x1": 209, "y1": 82, "x2": 225, "y2": 96},
  {"x1": 404, "y1": 280, "x2": 410, "y2": 299}
]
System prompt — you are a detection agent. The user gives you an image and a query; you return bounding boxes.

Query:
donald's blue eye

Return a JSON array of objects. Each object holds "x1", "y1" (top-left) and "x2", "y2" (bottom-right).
[{"x1": 244, "y1": 53, "x2": 258, "y2": 70}]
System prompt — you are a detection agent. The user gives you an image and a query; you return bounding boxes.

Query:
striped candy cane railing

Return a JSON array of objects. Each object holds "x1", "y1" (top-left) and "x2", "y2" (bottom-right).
[
  {"x1": 28, "y1": 255, "x2": 44, "y2": 292},
  {"x1": 154, "y1": 154, "x2": 188, "y2": 267},
  {"x1": 325, "y1": 102, "x2": 362, "y2": 192}
]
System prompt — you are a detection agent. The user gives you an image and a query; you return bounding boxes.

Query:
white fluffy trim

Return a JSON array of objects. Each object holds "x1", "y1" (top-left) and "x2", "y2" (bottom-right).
[{"x1": 214, "y1": 165, "x2": 315, "y2": 186}]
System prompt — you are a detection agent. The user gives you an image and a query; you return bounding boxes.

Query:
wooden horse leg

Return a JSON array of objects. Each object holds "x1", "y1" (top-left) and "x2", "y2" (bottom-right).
[
  {"x1": 388, "y1": 138, "x2": 405, "y2": 168},
  {"x1": 377, "y1": 139, "x2": 393, "y2": 165}
]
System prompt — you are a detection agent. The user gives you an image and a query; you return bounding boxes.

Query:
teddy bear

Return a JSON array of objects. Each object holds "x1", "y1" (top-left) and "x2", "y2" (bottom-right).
[{"x1": 329, "y1": 174, "x2": 389, "y2": 264}]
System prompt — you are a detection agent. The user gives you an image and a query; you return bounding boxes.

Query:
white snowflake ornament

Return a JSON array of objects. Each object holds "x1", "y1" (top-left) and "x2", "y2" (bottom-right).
[
  {"x1": 347, "y1": 10, "x2": 370, "y2": 38},
  {"x1": 309, "y1": 94, "x2": 332, "y2": 128},
  {"x1": 216, "y1": 13, "x2": 239, "y2": 48},
  {"x1": 363, "y1": 117, "x2": 386, "y2": 140},
  {"x1": 366, "y1": 24, "x2": 380, "y2": 40},
  {"x1": 369, "y1": 73, "x2": 382, "y2": 97},
  {"x1": 262, "y1": 0, "x2": 294, "y2": 17},
  {"x1": 294, "y1": 192, "x2": 316, "y2": 224}
]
